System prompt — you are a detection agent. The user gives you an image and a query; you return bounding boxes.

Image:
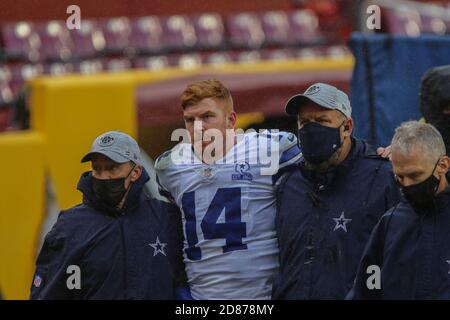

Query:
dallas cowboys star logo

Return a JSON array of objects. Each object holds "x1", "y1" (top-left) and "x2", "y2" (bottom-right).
[
  {"x1": 149, "y1": 237, "x2": 167, "y2": 256},
  {"x1": 333, "y1": 211, "x2": 352, "y2": 232}
]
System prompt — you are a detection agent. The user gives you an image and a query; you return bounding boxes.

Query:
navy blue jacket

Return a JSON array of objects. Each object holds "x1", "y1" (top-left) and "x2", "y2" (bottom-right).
[
  {"x1": 30, "y1": 169, "x2": 184, "y2": 300},
  {"x1": 273, "y1": 138, "x2": 401, "y2": 299},
  {"x1": 348, "y1": 185, "x2": 450, "y2": 299}
]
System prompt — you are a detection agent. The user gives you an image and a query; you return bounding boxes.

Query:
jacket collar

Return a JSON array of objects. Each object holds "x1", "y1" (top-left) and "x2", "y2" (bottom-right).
[{"x1": 300, "y1": 137, "x2": 367, "y2": 190}]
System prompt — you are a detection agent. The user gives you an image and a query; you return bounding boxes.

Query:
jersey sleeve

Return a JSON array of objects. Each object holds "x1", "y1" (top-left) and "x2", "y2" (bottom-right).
[
  {"x1": 278, "y1": 131, "x2": 303, "y2": 170},
  {"x1": 155, "y1": 150, "x2": 176, "y2": 204}
]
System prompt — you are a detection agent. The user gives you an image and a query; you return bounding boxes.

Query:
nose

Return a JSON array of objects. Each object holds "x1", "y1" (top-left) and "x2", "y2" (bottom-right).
[
  {"x1": 94, "y1": 169, "x2": 110, "y2": 180},
  {"x1": 401, "y1": 178, "x2": 418, "y2": 187}
]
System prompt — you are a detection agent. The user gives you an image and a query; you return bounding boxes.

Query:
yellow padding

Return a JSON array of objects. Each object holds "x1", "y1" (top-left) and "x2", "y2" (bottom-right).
[{"x1": 0, "y1": 132, "x2": 45, "y2": 300}]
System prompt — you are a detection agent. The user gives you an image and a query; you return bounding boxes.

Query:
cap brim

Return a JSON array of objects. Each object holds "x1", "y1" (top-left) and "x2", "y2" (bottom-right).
[
  {"x1": 81, "y1": 150, "x2": 130, "y2": 164},
  {"x1": 285, "y1": 94, "x2": 335, "y2": 115}
]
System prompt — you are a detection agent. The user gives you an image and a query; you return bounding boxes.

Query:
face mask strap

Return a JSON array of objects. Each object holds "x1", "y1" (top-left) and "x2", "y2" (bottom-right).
[{"x1": 430, "y1": 157, "x2": 442, "y2": 180}]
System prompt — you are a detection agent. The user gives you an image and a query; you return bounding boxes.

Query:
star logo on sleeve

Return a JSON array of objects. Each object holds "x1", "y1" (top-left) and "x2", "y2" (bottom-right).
[
  {"x1": 149, "y1": 237, "x2": 167, "y2": 256},
  {"x1": 333, "y1": 211, "x2": 352, "y2": 232}
]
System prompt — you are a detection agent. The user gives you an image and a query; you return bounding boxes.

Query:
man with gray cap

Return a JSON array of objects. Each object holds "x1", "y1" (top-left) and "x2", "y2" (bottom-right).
[
  {"x1": 30, "y1": 131, "x2": 184, "y2": 299},
  {"x1": 272, "y1": 83, "x2": 401, "y2": 299}
]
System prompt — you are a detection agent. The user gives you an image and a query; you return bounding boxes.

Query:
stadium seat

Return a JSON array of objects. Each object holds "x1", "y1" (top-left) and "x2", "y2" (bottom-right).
[
  {"x1": 176, "y1": 53, "x2": 202, "y2": 69},
  {"x1": 1, "y1": 21, "x2": 41, "y2": 62},
  {"x1": 5, "y1": 63, "x2": 43, "y2": 99},
  {"x1": 35, "y1": 20, "x2": 74, "y2": 62},
  {"x1": 201, "y1": 52, "x2": 233, "y2": 66},
  {"x1": 260, "y1": 11, "x2": 292, "y2": 47},
  {"x1": 160, "y1": 15, "x2": 197, "y2": 52},
  {"x1": 259, "y1": 48, "x2": 294, "y2": 61},
  {"x1": 0, "y1": 66, "x2": 14, "y2": 105},
  {"x1": 101, "y1": 58, "x2": 132, "y2": 72},
  {"x1": 43, "y1": 62, "x2": 74, "y2": 76},
  {"x1": 382, "y1": 6, "x2": 422, "y2": 36},
  {"x1": 288, "y1": 9, "x2": 323, "y2": 45},
  {"x1": 321, "y1": 45, "x2": 351, "y2": 58},
  {"x1": 420, "y1": 13, "x2": 447, "y2": 35},
  {"x1": 133, "y1": 56, "x2": 169, "y2": 70},
  {"x1": 192, "y1": 13, "x2": 226, "y2": 50},
  {"x1": 226, "y1": 12, "x2": 265, "y2": 49},
  {"x1": 129, "y1": 16, "x2": 164, "y2": 55},
  {"x1": 98, "y1": 17, "x2": 132, "y2": 55},
  {"x1": 73, "y1": 59, "x2": 104, "y2": 74},
  {"x1": 294, "y1": 47, "x2": 323, "y2": 60},
  {"x1": 69, "y1": 19, "x2": 106, "y2": 60},
  {"x1": 229, "y1": 50, "x2": 262, "y2": 63}
]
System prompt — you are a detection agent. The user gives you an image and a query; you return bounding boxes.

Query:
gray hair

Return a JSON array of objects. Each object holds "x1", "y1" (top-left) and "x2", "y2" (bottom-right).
[{"x1": 391, "y1": 121, "x2": 446, "y2": 164}]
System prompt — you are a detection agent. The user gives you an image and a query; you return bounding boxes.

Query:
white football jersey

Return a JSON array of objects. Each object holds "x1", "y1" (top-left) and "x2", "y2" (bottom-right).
[{"x1": 155, "y1": 130, "x2": 301, "y2": 299}]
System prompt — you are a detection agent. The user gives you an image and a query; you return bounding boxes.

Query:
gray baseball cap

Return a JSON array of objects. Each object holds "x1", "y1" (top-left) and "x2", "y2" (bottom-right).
[
  {"x1": 81, "y1": 131, "x2": 142, "y2": 165},
  {"x1": 285, "y1": 83, "x2": 352, "y2": 118}
]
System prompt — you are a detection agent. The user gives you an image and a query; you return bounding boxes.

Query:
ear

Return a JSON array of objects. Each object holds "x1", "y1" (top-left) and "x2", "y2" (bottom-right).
[
  {"x1": 227, "y1": 111, "x2": 237, "y2": 129},
  {"x1": 437, "y1": 155, "x2": 450, "y2": 177},
  {"x1": 130, "y1": 165, "x2": 142, "y2": 182},
  {"x1": 342, "y1": 117, "x2": 353, "y2": 138}
]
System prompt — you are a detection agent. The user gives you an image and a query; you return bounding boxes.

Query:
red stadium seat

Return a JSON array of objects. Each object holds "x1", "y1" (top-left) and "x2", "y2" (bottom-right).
[
  {"x1": 294, "y1": 47, "x2": 324, "y2": 60},
  {"x1": 129, "y1": 16, "x2": 164, "y2": 55},
  {"x1": 420, "y1": 13, "x2": 447, "y2": 34},
  {"x1": 229, "y1": 50, "x2": 262, "y2": 63},
  {"x1": 288, "y1": 9, "x2": 323, "y2": 45},
  {"x1": 133, "y1": 56, "x2": 169, "y2": 70},
  {"x1": 260, "y1": 48, "x2": 294, "y2": 61},
  {"x1": 1, "y1": 21, "x2": 41, "y2": 62},
  {"x1": 201, "y1": 52, "x2": 233, "y2": 66},
  {"x1": 192, "y1": 13, "x2": 226, "y2": 50},
  {"x1": 69, "y1": 19, "x2": 106, "y2": 59},
  {"x1": 382, "y1": 6, "x2": 422, "y2": 36},
  {"x1": 98, "y1": 17, "x2": 132, "y2": 55},
  {"x1": 35, "y1": 20, "x2": 74, "y2": 62},
  {"x1": 5, "y1": 63, "x2": 43, "y2": 99},
  {"x1": 73, "y1": 59, "x2": 104, "y2": 74},
  {"x1": 43, "y1": 62, "x2": 74, "y2": 76},
  {"x1": 175, "y1": 53, "x2": 202, "y2": 69},
  {"x1": 160, "y1": 15, "x2": 197, "y2": 52},
  {"x1": 101, "y1": 58, "x2": 132, "y2": 72},
  {"x1": 0, "y1": 66, "x2": 14, "y2": 105},
  {"x1": 226, "y1": 12, "x2": 265, "y2": 49},
  {"x1": 260, "y1": 11, "x2": 292, "y2": 47}
]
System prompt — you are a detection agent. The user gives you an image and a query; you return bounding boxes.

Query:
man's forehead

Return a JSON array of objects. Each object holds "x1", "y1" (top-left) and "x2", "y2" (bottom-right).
[
  {"x1": 184, "y1": 98, "x2": 223, "y2": 114},
  {"x1": 392, "y1": 146, "x2": 430, "y2": 169}
]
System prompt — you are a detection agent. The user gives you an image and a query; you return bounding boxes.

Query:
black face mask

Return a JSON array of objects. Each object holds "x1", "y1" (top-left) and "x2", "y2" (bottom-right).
[
  {"x1": 398, "y1": 161, "x2": 441, "y2": 211},
  {"x1": 91, "y1": 165, "x2": 135, "y2": 208},
  {"x1": 298, "y1": 121, "x2": 344, "y2": 164}
]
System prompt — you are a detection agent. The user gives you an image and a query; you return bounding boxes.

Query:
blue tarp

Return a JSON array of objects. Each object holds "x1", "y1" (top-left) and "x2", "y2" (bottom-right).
[{"x1": 349, "y1": 33, "x2": 450, "y2": 146}]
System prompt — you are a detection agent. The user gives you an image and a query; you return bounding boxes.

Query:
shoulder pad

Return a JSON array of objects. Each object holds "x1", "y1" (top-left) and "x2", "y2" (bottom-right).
[{"x1": 155, "y1": 149, "x2": 173, "y2": 171}]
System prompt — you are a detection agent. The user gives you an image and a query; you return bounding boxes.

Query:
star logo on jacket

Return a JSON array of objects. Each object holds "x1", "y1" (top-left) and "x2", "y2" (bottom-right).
[
  {"x1": 333, "y1": 211, "x2": 352, "y2": 232},
  {"x1": 149, "y1": 237, "x2": 167, "y2": 256}
]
